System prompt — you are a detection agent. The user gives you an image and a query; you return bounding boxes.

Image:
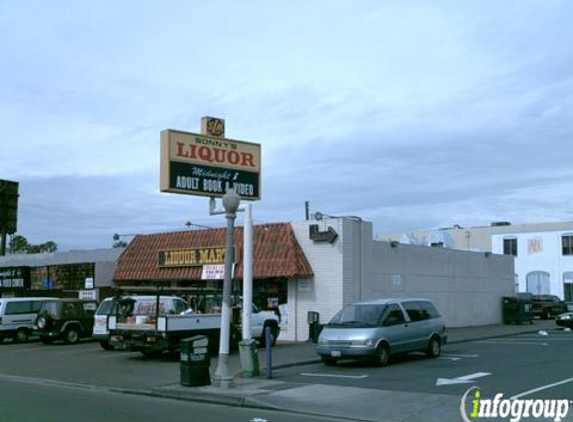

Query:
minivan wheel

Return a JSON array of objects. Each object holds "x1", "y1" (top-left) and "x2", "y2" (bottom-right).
[
  {"x1": 426, "y1": 336, "x2": 441, "y2": 358},
  {"x1": 63, "y1": 327, "x2": 80, "y2": 344},
  {"x1": 374, "y1": 343, "x2": 390, "y2": 367},
  {"x1": 321, "y1": 356, "x2": 337, "y2": 366},
  {"x1": 13, "y1": 328, "x2": 29, "y2": 343}
]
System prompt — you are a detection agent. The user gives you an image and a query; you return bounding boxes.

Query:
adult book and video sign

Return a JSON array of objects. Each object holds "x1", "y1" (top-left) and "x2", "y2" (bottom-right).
[{"x1": 160, "y1": 129, "x2": 261, "y2": 200}]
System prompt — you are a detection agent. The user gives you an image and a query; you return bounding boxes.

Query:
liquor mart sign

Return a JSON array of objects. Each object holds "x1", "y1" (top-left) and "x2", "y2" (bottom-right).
[
  {"x1": 158, "y1": 247, "x2": 238, "y2": 268},
  {"x1": 160, "y1": 127, "x2": 261, "y2": 200}
]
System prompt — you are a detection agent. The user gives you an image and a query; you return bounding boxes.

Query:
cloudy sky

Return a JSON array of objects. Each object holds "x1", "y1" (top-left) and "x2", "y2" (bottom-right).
[{"x1": 1, "y1": 0, "x2": 572, "y2": 251}]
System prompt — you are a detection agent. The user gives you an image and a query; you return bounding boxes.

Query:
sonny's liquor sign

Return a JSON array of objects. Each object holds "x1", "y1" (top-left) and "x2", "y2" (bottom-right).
[{"x1": 160, "y1": 118, "x2": 261, "y2": 200}]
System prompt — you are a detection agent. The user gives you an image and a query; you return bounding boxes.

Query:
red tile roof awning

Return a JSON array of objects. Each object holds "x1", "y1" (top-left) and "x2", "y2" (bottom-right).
[{"x1": 114, "y1": 222, "x2": 313, "y2": 282}]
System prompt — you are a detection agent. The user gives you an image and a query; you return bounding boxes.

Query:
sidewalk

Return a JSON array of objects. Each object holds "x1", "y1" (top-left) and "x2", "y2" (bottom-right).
[{"x1": 150, "y1": 319, "x2": 560, "y2": 422}]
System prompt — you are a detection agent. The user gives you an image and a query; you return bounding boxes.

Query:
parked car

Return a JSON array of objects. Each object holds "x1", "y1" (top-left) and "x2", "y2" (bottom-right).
[
  {"x1": 34, "y1": 299, "x2": 98, "y2": 344},
  {"x1": 0, "y1": 297, "x2": 52, "y2": 343},
  {"x1": 316, "y1": 298, "x2": 447, "y2": 366},
  {"x1": 531, "y1": 295, "x2": 567, "y2": 319},
  {"x1": 555, "y1": 311, "x2": 573, "y2": 329}
]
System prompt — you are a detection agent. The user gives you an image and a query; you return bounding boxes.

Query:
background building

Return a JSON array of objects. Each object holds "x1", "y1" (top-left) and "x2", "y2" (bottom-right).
[
  {"x1": 0, "y1": 248, "x2": 123, "y2": 300},
  {"x1": 379, "y1": 221, "x2": 573, "y2": 300}
]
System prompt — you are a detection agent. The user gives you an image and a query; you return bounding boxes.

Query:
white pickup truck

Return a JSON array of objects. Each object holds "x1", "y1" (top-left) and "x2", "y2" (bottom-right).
[
  {"x1": 92, "y1": 295, "x2": 189, "y2": 350},
  {"x1": 108, "y1": 301, "x2": 280, "y2": 358}
]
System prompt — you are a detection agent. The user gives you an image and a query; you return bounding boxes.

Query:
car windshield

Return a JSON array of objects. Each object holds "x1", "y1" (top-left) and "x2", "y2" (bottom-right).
[
  {"x1": 96, "y1": 300, "x2": 118, "y2": 316},
  {"x1": 329, "y1": 304, "x2": 387, "y2": 326}
]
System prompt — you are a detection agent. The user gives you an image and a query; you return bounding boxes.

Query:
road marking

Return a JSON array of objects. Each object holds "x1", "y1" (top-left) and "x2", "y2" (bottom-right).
[
  {"x1": 475, "y1": 340, "x2": 549, "y2": 346},
  {"x1": 510, "y1": 378, "x2": 573, "y2": 399},
  {"x1": 301, "y1": 373, "x2": 369, "y2": 379},
  {"x1": 436, "y1": 372, "x2": 491, "y2": 386},
  {"x1": 441, "y1": 353, "x2": 479, "y2": 358},
  {"x1": 517, "y1": 336, "x2": 573, "y2": 341}
]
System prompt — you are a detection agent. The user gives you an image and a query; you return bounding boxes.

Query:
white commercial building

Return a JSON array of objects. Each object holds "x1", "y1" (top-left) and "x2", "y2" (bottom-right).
[
  {"x1": 286, "y1": 217, "x2": 514, "y2": 341},
  {"x1": 491, "y1": 228, "x2": 573, "y2": 300}
]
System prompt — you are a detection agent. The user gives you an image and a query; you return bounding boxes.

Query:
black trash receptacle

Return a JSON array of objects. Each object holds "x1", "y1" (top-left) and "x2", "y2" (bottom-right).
[
  {"x1": 502, "y1": 295, "x2": 533, "y2": 325},
  {"x1": 307, "y1": 311, "x2": 323, "y2": 343},
  {"x1": 180, "y1": 335, "x2": 211, "y2": 387}
]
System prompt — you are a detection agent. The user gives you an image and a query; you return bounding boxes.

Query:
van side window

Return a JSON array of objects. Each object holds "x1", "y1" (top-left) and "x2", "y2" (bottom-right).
[
  {"x1": 420, "y1": 301, "x2": 440, "y2": 319},
  {"x1": 30, "y1": 301, "x2": 44, "y2": 312},
  {"x1": 382, "y1": 304, "x2": 405, "y2": 326},
  {"x1": 5, "y1": 301, "x2": 32, "y2": 315},
  {"x1": 402, "y1": 301, "x2": 427, "y2": 322}
]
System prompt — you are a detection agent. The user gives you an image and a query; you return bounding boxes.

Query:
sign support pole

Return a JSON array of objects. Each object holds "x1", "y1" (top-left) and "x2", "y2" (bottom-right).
[
  {"x1": 211, "y1": 189, "x2": 240, "y2": 389},
  {"x1": 242, "y1": 203, "x2": 253, "y2": 340}
]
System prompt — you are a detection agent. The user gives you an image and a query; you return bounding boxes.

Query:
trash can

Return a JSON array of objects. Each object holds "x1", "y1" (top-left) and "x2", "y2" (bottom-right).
[
  {"x1": 238, "y1": 339, "x2": 260, "y2": 378},
  {"x1": 502, "y1": 296, "x2": 533, "y2": 325},
  {"x1": 180, "y1": 335, "x2": 211, "y2": 387},
  {"x1": 307, "y1": 311, "x2": 323, "y2": 343}
]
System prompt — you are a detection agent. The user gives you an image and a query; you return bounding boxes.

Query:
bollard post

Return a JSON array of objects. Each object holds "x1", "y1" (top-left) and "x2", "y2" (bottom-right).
[{"x1": 265, "y1": 326, "x2": 272, "y2": 379}]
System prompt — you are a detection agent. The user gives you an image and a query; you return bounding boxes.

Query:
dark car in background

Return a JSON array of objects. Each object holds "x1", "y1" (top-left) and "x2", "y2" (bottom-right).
[
  {"x1": 531, "y1": 295, "x2": 567, "y2": 320},
  {"x1": 555, "y1": 311, "x2": 573, "y2": 329},
  {"x1": 34, "y1": 299, "x2": 97, "y2": 344}
]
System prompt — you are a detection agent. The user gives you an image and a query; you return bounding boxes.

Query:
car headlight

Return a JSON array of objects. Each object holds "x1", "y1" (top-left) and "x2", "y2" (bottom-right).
[
  {"x1": 351, "y1": 339, "x2": 375, "y2": 347},
  {"x1": 559, "y1": 315, "x2": 571, "y2": 320},
  {"x1": 37, "y1": 317, "x2": 46, "y2": 329}
]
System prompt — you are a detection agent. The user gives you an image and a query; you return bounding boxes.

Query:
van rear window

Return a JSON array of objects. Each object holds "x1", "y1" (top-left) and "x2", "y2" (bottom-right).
[{"x1": 403, "y1": 301, "x2": 440, "y2": 321}]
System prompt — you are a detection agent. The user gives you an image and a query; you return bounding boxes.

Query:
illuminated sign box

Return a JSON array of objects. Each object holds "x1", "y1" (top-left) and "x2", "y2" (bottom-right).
[{"x1": 160, "y1": 129, "x2": 261, "y2": 200}]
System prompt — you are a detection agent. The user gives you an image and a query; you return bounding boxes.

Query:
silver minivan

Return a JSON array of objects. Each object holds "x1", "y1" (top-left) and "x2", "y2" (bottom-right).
[{"x1": 316, "y1": 298, "x2": 447, "y2": 366}]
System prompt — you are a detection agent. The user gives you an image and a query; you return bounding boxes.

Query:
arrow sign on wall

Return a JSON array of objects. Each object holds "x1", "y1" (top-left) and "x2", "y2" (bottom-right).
[
  {"x1": 309, "y1": 224, "x2": 338, "y2": 244},
  {"x1": 436, "y1": 372, "x2": 491, "y2": 386}
]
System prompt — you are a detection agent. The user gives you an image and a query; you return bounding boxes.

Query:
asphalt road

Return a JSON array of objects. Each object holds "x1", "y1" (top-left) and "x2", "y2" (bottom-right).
[{"x1": 0, "y1": 376, "x2": 350, "y2": 422}]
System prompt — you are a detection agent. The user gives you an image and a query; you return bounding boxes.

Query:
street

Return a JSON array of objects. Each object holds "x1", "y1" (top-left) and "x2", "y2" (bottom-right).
[{"x1": 0, "y1": 376, "x2": 345, "y2": 422}]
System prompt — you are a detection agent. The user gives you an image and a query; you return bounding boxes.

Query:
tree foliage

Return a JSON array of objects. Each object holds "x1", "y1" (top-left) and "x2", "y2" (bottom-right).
[{"x1": 9, "y1": 234, "x2": 58, "y2": 254}]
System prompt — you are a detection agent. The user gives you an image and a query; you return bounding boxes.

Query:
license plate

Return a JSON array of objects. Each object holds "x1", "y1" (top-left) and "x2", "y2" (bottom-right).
[{"x1": 331, "y1": 351, "x2": 342, "y2": 357}]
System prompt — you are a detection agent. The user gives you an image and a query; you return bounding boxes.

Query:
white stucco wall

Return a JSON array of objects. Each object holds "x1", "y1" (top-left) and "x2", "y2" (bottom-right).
[{"x1": 286, "y1": 219, "x2": 515, "y2": 340}]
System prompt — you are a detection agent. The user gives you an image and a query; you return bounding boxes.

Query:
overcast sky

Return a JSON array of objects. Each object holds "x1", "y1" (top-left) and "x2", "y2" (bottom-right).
[{"x1": 1, "y1": 0, "x2": 572, "y2": 251}]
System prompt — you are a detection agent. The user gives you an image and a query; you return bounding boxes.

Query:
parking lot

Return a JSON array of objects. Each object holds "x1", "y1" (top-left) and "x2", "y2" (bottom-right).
[{"x1": 274, "y1": 330, "x2": 573, "y2": 400}]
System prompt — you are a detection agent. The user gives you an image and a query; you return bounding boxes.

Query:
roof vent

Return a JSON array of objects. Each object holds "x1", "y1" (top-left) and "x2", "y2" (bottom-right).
[{"x1": 491, "y1": 221, "x2": 511, "y2": 227}]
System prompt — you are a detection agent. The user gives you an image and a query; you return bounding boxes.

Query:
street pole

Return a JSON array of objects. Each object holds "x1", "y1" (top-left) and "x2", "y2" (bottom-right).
[
  {"x1": 242, "y1": 203, "x2": 253, "y2": 340},
  {"x1": 212, "y1": 189, "x2": 240, "y2": 388}
]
